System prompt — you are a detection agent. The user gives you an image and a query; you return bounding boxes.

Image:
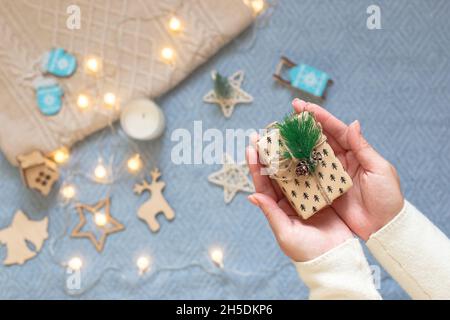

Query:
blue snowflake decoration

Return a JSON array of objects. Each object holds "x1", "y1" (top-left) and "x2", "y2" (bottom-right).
[
  {"x1": 288, "y1": 64, "x2": 330, "y2": 98},
  {"x1": 42, "y1": 48, "x2": 77, "y2": 78}
]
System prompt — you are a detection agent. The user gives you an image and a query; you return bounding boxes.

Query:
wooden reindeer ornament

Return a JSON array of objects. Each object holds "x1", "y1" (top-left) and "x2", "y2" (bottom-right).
[
  {"x1": 134, "y1": 168, "x2": 175, "y2": 233},
  {"x1": 0, "y1": 210, "x2": 49, "y2": 265}
]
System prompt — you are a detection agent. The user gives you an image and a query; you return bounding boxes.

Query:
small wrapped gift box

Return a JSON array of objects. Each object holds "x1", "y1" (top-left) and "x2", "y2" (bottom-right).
[{"x1": 256, "y1": 112, "x2": 353, "y2": 219}]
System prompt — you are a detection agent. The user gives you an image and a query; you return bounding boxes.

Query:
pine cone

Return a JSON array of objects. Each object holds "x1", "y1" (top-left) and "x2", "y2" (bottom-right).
[{"x1": 295, "y1": 161, "x2": 309, "y2": 176}]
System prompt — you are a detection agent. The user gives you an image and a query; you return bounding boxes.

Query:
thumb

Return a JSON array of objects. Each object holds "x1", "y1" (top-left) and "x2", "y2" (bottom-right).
[
  {"x1": 348, "y1": 120, "x2": 386, "y2": 172},
  {"x1": 250, "y1": 193, "x2": 291, "y2": 236}
]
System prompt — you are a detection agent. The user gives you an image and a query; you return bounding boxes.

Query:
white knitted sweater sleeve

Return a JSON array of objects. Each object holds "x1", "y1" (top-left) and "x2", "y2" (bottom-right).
[
  {"x1": 366, "y1": 200, "x2": 450, "y2": 299},
  {"x1": 294, "y1": 238, "x2": 382, "y2": 300}
]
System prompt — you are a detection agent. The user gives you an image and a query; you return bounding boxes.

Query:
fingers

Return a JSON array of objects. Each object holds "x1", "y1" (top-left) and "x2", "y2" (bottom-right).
[
  {"x1": 292, "y1": 98, "x2": 391, "y2": 174},
  {"x1": 292, "y1": 99, "x2": 350, "y2": 150},
  {"x1": 249, "y1": 132, "x2": 284, "y2": 199},
  {"x1": 248, "y1": 193, "x2": 292, "y2": 236},
  {"x1": 246, "y1": 136, "x2": 281, "y2": 201},
  {"x1": 347, "y1": 120, "x2": 387, "y2": 172},
  {"x1": 322, "y1": 128, "x2": 346, "y2": 155}
]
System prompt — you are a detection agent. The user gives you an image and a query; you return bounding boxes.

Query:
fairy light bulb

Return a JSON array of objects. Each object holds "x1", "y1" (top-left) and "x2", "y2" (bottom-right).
[
  {"x1": 244, "y1": 0, "x2": 265, "y2": 14},
  {"x1": 136, "y1": 256, "x2": 151, "y2": 275},
  {"x1": 77, "y1": 94, "x2": 90, "y2": 109},
  {"x1": 52, "y1": 147, "x2": 70, "y2": 164},
  {"x1": 85, "y1": 56, "x2": 101, "y2": 74},
  {"x1": 127, "y1": 154, "x2": 142, "y2": 172},
  {"x1": 94, "y1": 212, "x2": 108, "y2": 227},
  {"x1": 169, "y1": 16, "x2": 182, "y2": 31},
  {"x1": 252, "y1": 0, "x2": 265, "y2": 14},
  {"x1": 86, "y1": 58, "x2": 99, "y2": 72},
  {"x1": 94, "y1": 163, "x2": 107, "y2": 180},
  {"x1": 209, "y1": 247, "x2": 224, "y2": 268},
  {"x1": 103, "y1": 92, "x2": 116, "y2": 108},
  {"x1": 161, "y1": 47, "x2": 175, "y2": 63},
  {"x1": 61, "y1": 184, "x2": 76, "y2": 200},
  {"x1": 68, "y1": 257, "x2": 83, "y2": 271}
]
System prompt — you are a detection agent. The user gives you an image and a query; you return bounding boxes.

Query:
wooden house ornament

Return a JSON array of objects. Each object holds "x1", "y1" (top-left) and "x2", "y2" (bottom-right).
[{"x1": 17, "y1": 151, "x2": 59, "y2": 196}]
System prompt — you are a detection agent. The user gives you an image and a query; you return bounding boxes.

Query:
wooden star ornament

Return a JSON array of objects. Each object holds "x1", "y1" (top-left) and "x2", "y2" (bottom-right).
[
  {"x1": 203, "y1": 70, "x2": 253, "y2": 118},
  {"x1": 71, "y1": 198, "x2": 124, "y2": 252},
  {"x1": 208, "y1": 154, "x2": 255, "y2": 204}
]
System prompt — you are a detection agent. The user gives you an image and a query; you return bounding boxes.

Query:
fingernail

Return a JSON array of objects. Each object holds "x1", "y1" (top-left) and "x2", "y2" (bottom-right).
[
  {"x1": 249, "y1": 132, "x2": 260, "y2": 146},
  {"x1": 351, "y1": 120, "x2": 361, "y2": 133},
  {"x1": 247, "y1": 147, "x2": 258, "y2": 165},
  {"x1": 248, "y1": 195, "x2": 259, "y2": 207},
  {"x1": 355, "y1": 120, "x2": 362, "y2": 136},
  {"x1": 292, "y1": 98, "x2": 302, "y2": 106}
]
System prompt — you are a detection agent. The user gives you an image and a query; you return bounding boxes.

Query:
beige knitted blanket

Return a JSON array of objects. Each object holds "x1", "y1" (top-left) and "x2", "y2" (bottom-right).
[{"x1": 0, "y1": 0, "x2": 253, "y2": 166}]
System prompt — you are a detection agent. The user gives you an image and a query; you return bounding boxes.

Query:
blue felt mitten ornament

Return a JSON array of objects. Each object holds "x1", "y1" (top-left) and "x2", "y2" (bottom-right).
[
  {"x1": 33, "y1": 77, "x2": 63, "y2": 116},
  {"x1": 41, "y1": 48, "x2": 77, "y2": 77}
]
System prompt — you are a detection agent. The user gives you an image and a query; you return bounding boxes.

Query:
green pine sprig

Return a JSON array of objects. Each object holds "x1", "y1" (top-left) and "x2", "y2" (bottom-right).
[
  {"x1": 214, "y1": 72, "x2": 232, "y2": 99},
  {"x1": 276, "y1": 112, "x2": 321, "y2": 172}
]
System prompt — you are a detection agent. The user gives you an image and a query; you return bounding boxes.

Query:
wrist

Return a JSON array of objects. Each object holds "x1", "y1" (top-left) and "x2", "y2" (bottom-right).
[
  {"x1": 365, "y1": 197, "x2": 405, "y2": 240},
  {"x1": 293, "y1": 231, "x2": 353, "y2": 262}
]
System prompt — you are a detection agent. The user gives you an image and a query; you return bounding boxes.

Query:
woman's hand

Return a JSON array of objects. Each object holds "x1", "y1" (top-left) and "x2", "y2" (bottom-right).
[
  {"x1": 246, "y1": 134, "x2": 353, "y2": 262},
  {"x1": 292, "y1": 99, "x2": 404, "y2": 241}
]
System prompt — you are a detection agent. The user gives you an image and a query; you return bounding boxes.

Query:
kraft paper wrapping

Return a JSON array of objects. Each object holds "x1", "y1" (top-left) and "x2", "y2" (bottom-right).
[
  {"x1": 257, "y1": 120, "x2": 353, "y2": 219},
  {"x1": 0, "y1": 0, "x2": 254, "y2": 166}
]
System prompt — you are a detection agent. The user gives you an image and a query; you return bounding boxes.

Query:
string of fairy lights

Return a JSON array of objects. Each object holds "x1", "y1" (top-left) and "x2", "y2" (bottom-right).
[{"x1": 42, "y1": 0, "x2": 281, "y2": 296}]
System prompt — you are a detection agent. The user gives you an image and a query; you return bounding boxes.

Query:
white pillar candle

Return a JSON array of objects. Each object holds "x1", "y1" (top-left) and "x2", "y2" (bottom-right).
[{"x1": 120, "y1": 99, "x2": 165, "y2": 140}]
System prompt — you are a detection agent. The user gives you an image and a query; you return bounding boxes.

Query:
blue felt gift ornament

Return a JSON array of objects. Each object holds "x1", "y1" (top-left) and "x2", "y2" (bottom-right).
[
  {"x1": 288, "y1": 64, "x2": 330, "y2": 98},
  {"x1": 42, "y1": 48, "x2": 77, "y2": 77},
  {"x1": 35, "y1": 81, "x2": 63, "y2": 116}
]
